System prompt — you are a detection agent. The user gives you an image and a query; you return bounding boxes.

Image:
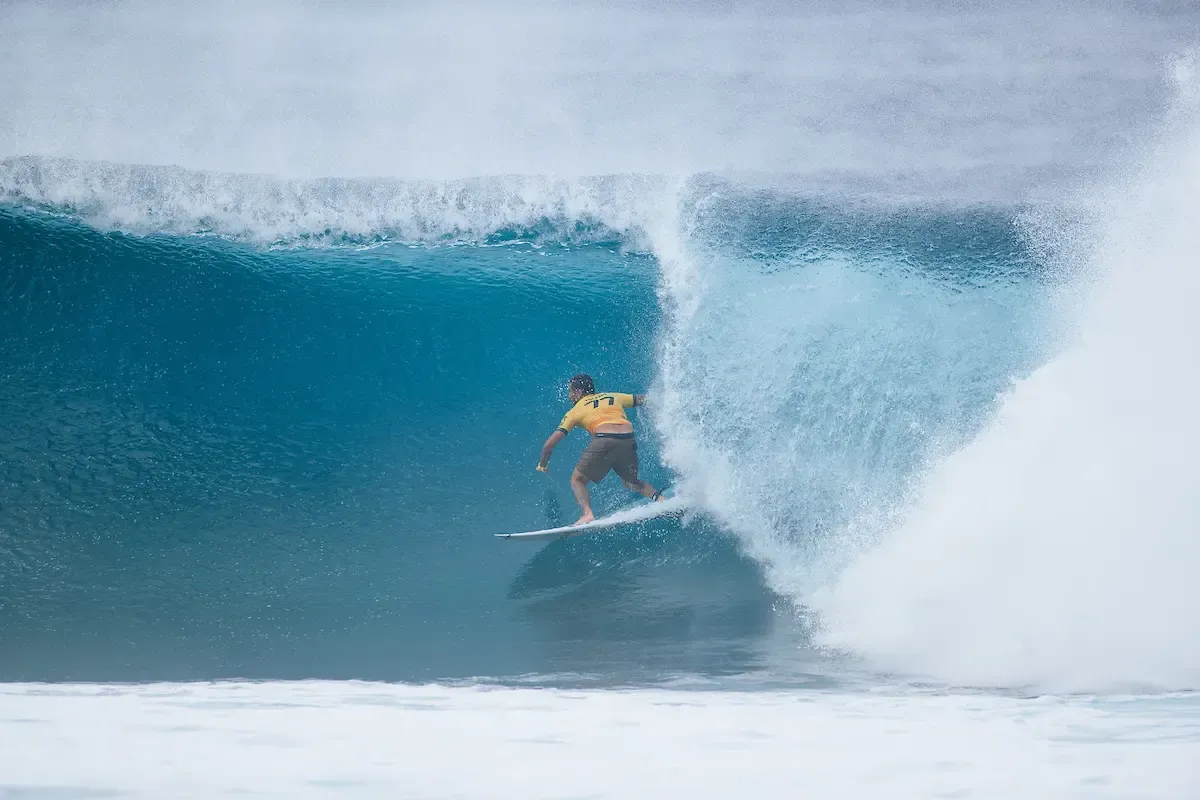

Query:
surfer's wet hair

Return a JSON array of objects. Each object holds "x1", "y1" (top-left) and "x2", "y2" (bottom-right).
[{"x1": 568, "y1": 374, "x2": 595, "y2": 396}]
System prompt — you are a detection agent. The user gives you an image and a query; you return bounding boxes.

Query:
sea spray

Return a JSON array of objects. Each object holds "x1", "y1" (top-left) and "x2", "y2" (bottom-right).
[
  {"x1": 650, "y1": 184, "x2": 1046, "y2": 600},
  {"x1": 815, "y1": 64, "x2": 1200, "y2": 692}
]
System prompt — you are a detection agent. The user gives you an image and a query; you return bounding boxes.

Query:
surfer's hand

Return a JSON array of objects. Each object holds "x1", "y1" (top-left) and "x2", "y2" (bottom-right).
[{"x1": 536, "y1": 463, "x2": 548, "y2": 473}]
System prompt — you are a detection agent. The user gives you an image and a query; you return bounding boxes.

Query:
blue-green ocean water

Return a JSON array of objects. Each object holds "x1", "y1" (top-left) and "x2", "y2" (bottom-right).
[{"x1": 0, "y1": 179, "x2": 1046, "y2": 685}]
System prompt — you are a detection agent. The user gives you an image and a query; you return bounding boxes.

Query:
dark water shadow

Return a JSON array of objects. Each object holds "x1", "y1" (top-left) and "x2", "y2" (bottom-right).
[{"x1": 505, "y1": 515, "x2": 799, "y2": 678}]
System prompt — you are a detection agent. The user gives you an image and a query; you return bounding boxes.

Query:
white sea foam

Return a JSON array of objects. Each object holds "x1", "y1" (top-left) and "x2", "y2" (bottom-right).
[
  {"x1": 648, "y1": 183, "x2": 1042, "y2": 613},
  {"x1": 0, "y1": 156, "x2": 672, "y2": 245},
  {"x1": 813, "y1": 61, "x2": 1200, "y2": 692},
  {"x1": 0, "y1": 681, "x2": 1196, "y2": 799}
]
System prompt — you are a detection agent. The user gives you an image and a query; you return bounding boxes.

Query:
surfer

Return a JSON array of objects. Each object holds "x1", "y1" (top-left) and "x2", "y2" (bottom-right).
[{"x1": 536, "y1": 373, "x2": 663, "y2": 526}]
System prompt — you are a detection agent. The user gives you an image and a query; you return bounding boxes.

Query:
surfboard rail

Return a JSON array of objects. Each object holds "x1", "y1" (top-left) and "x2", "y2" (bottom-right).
[{"x1": 494, "y1": 496, "x2": 688, "y2": 541}]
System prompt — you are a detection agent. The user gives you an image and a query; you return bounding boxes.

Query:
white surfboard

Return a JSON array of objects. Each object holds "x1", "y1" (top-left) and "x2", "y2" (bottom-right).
[{"x1": 495, "y1": 495, "x2": 688, "y2": 541}]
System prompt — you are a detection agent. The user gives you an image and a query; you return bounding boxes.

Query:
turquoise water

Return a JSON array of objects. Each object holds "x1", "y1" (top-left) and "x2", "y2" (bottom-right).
[
  {"x1": 0, "y1": 184, "x2": 1044, "y2": 685},
  {"x1": 2, "y1": 0, "x2": 1197, "y2": 698}
]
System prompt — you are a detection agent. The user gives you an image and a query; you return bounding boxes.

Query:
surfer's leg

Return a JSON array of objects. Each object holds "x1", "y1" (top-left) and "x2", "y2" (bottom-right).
[
  {"x1": 624, "y1": 479, "x2": 661, "y2": 500},
  {"x1": 570, "y1": 468, "x2": 595, "y2": 525},
  {"x1": 571, "y1": 437, "x2": 615, "y2": 525},
  {"x1": 615, "y1": 439, "x2": 660, "y2": 500}
]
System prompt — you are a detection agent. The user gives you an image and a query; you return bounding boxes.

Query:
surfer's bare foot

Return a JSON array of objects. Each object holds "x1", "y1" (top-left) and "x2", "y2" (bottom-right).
[{"x1": 573, "y1": 512, "x2": 595, "y2": 526}]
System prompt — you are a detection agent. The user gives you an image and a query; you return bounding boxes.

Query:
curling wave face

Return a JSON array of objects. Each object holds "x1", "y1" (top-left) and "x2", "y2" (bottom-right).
[{"x1": 1, "y1": 161, "x2": 1049, "y2": 686}]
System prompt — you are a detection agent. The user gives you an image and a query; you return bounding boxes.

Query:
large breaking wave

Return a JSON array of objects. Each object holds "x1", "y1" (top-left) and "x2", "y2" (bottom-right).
[
  {"x1": 0, "y1": 156, "x2": 1047, "y2": 687},
  {"x1": 4, "y1": 55, "x2": 1200, "y2": 692}
]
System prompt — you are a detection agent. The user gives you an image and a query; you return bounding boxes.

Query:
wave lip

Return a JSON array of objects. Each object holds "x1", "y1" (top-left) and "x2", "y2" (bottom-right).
[{"x1": 0, "y1": 156, "x2": 677, "y2": 247}]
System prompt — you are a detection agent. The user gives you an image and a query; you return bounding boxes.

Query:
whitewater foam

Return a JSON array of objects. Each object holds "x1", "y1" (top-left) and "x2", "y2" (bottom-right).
[
  {"x1": 2, "y1": 681, "x2": 1198, "y2": 799},
  {"x1": 815, "y1": 62, "x2": 1200, "y2": 692},
  {"x1": 0, "y1": 156, "x2": 672, "y2": 246},
  {"x1": 649, "y1": 182, "x2": 1045, "y2": 609}
]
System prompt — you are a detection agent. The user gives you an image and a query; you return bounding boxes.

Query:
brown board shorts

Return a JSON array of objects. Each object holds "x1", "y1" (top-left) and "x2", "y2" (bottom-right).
[{"x1": 575, "y1": 432, "x2": 639, "y2": 484}]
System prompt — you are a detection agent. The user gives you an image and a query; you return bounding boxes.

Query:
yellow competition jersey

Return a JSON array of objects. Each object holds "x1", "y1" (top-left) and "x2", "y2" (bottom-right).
[{"x1": 557, "y1": 393, "x2": 636, "y2": 435}]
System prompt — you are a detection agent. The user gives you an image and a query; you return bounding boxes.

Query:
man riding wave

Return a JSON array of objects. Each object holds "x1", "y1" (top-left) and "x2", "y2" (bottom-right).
[{"x1": 537, "y1": 374, "x2": 663, "y2": 526}]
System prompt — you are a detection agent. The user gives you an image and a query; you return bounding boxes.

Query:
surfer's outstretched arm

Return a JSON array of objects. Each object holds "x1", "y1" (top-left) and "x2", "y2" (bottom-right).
[{"x1": 536, "y1": 429, "x2": 567, "y2": 471}]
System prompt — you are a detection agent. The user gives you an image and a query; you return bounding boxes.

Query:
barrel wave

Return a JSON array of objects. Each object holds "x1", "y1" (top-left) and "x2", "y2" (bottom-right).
[
  {"x1": 0, "y1": 168, "x2": 777, "y2": 683},
  {"x1": 3, "y1": 146, "x2": 1194, "y2": 692},
  {"x1": 0, "y1": 159, "x2": 1035, "y2": 685}
]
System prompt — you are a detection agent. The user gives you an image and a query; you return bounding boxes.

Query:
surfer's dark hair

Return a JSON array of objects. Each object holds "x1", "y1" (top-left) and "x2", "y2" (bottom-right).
[{"x1": 568, "y1": 374, "x2": 595, "y2": 396}]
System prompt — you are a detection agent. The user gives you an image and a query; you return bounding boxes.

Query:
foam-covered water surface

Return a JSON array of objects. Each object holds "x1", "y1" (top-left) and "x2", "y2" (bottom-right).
[{"x1": 0, "y1": 681, "x2": 1197, "y2": 799}]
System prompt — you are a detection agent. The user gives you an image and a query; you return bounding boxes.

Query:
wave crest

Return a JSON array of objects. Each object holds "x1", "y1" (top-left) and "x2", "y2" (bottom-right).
[{"x1": 0, "y1": 156, "x2": 675, "y2": 247}]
